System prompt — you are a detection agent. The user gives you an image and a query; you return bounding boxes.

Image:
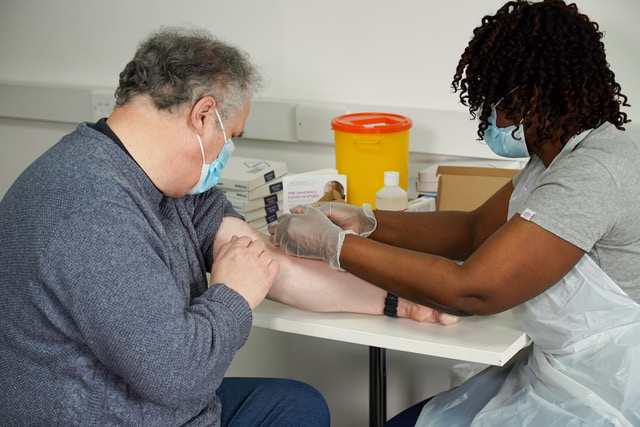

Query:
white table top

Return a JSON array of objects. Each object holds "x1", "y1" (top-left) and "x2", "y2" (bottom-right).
[{"x1": 253, "y1": 300, "x2": 530, "y2": 366}]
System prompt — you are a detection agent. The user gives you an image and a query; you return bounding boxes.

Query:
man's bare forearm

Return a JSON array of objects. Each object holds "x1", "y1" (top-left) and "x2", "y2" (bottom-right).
[{"x1": 213, "y1": 216, "x2": 457, "y2": 324}]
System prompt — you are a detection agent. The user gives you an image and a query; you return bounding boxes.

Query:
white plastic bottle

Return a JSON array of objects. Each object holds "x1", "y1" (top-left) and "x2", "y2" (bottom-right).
[{"x1": 375, "y1": 171, "x2": 408, "y2": 211}]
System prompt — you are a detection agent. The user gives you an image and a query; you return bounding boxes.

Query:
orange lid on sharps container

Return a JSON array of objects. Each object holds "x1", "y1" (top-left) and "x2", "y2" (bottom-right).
[{"x1": 331, "y1": 112, "x2": 413, "y2": 134}]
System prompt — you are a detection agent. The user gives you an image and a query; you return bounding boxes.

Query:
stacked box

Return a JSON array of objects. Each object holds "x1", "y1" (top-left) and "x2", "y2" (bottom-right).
[
  {"x1": 246, "y1": 210, "x2": 282, "y2": 230},
  {"x1": 242, "y1": 202, "x2": 282, "y2": 222},
  {"x1": 221, "y1": 181, "x2": 284, "y2": 201},
  {"x1": 217, "y1": 157, "x2": 287, "y2": 192},
  {"x1": 217, "y1": 157, "x2": 288, "y2": 230},
  {"x1": 226, "y1": 192, "x2": 279, "y2": 212}
]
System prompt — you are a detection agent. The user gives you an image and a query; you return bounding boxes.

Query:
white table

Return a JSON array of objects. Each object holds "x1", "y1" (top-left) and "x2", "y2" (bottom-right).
[{"x1": 253, "y1": 300, "x2": 530, "y2": 426}]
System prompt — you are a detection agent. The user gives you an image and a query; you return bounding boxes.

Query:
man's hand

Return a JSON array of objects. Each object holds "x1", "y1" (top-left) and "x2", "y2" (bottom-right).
[{"x1": 211, "y1": 235, "x2": 279, "y2": 309}]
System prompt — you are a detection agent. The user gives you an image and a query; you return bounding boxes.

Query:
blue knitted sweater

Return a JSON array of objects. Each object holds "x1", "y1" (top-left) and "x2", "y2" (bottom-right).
[{"x1": 0, "y1": 123, "x2": 250, "y2": 426}]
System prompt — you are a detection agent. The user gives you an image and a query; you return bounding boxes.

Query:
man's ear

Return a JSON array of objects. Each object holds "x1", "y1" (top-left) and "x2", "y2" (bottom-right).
[{"x1": 189, "y1": 96, "x2": 217, "y2": 135}]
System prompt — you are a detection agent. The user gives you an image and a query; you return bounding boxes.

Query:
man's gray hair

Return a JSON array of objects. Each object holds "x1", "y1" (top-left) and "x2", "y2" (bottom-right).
[{"x1": 115, "y1": 27, "x2": 262, "y2": 123}]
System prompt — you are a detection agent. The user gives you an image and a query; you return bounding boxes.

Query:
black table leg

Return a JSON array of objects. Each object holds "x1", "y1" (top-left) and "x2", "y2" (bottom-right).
[{"x1": 369, "y1": 346, "x2": 387, "y2": 427}]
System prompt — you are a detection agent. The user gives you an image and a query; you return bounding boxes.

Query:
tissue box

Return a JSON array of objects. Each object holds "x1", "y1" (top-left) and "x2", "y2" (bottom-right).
[{"x1": 436, "y1": 166, "x2": 519, "y2": 211}]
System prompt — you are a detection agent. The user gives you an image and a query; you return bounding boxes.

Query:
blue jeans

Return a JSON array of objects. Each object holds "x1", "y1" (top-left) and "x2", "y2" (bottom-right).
[{"x1": 218, "y1": 377, "x2": 330, "y2": 427}]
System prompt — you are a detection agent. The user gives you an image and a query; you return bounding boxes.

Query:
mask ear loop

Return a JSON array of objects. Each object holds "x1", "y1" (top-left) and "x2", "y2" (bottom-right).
[
  {"x1": 492, "y1": 85, "x2": 523, "y2": 112},
  {"x1": 496, "y1": 86, "x2": 530, "y2": 134},
  {"x1": 194, "y1": 130, "x2": 206, "y2": 164},
  {"x1": 194, "y1": 106, "x2": 227, "y2": 165},
  {"x1": 214, "y1": 108, "x2": 228, "y2": 142}
]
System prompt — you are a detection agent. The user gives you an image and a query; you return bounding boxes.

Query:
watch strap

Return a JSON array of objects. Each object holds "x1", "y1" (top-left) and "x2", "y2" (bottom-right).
[{"x1": 383, "y1": 292, "x2": 398, "y2": 318}]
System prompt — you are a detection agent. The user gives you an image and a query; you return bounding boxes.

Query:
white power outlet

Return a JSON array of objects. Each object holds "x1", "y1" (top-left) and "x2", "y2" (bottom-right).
[{"x1": 90, "y1": 89, "x2": 117, "y2": 121}]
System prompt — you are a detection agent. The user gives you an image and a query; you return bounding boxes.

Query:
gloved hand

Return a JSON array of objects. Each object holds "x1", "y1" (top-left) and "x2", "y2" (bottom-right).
[
  {"x1": 290, "y1": 202, "x2": 377, "y2": 237},
  {"x1": 268, "y1": 206, "x2": 356, "y2": 270}
]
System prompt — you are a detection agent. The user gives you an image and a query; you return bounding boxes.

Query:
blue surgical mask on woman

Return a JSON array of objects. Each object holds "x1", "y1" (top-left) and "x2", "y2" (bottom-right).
[
  {"x1": 483, "y1": 105, "x2": 530, "y2": 158},
  {"x1": 187, "y1": 108, "x2": 235, "y2": 195}
]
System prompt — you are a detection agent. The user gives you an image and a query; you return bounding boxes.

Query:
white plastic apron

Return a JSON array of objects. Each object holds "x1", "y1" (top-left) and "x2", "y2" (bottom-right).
[{"x1": 417, "y1": 132, "x2": 640, "y2": 426}]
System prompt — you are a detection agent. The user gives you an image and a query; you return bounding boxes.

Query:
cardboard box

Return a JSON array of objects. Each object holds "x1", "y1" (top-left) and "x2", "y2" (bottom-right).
[
  {"x1": 242, "y1": 202, "x2": 282, "y2": 222},
  {"x1": 283, "y1": 173, "x2": 347, "y2": 213},
  {"x1": 226, "y1": 192, "x2": 281, "y2": 213},
  {"x1": 219, "y1": 178, "x2": 284, "y2": 201},
  {"x1": 216, "y1": 157, "x2": 288, "y2": 191},
  {"x1": 436, "y1": 166, "x2": 519, "y2": 212},
  {"x1": 246, "y1": 210, "x2": 281, "y2": 230}
]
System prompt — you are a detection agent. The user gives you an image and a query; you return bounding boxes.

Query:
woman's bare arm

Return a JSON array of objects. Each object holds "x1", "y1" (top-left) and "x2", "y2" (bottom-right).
[
  {"x1": 371, "y1": 182, "x2": 514, "y2": 260},
  {"x1": 213, "y1": 216, "x2": 458, "y2": 324}
]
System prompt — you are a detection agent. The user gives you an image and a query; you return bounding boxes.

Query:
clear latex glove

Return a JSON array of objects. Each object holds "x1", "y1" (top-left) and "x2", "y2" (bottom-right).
[
  {"x1": 289, "y1": 202, "x2": 377, "y2": 237},
  {"x1": 268, "y1": 206, "x2": 356, "y2": 270}
]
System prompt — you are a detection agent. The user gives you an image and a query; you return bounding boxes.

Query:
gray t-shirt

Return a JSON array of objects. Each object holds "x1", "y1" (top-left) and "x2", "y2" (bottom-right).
[{"x1": 513, "y1": 122, "x2": 640, "y2": 303}]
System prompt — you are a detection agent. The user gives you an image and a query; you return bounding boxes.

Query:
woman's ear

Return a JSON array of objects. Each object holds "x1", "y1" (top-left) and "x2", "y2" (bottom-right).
[{"x1": 189, "y1": 96, "x2": 217, "y2": 135}]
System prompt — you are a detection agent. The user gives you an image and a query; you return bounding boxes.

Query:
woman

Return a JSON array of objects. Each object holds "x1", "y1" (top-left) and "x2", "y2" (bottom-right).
[{"x1": 268, "y1": 0, "x2": 640, "y2": 424}]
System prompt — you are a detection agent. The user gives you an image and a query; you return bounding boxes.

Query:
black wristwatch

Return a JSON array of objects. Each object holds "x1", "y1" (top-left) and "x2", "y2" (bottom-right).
[{"x1": 383, "y1": 292, "x2": 398, "y2": 318}]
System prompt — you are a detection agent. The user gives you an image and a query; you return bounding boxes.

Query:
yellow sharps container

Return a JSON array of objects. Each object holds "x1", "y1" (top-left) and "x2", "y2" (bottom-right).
[{"x1": 332, "y1": 112, "x2": 412, "y2": 207}]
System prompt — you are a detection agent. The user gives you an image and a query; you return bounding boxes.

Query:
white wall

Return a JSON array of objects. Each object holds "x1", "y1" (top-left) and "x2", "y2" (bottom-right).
[
  {"x1": 1, "y1": 0, "x2": 638, "y2": 115},
  {"x1": 1, "y1": 1, "x2": 639, "y2": 425}
]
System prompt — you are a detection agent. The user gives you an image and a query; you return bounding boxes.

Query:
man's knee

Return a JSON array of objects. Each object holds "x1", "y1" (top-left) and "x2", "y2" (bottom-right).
[
  {"x1": 219, "y1": 377, "x2": 330, "y2": 427},
  {"x1": 265, "y1": 379, "x2": 330, "y2": 426}
]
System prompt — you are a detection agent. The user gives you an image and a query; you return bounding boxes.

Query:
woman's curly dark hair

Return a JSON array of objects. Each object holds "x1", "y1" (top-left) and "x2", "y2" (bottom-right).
[{"x1": 452, "y1": 0, "x2": 630, "y2": 149}]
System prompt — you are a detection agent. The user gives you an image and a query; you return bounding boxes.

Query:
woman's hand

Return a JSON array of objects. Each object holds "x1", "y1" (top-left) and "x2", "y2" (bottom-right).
[
  {"x1": 290, "y1": 202, "x2": 377, "y2": 237},
  {"x1": 268, "y1": 206, "x2": 355, "y2": 270}
]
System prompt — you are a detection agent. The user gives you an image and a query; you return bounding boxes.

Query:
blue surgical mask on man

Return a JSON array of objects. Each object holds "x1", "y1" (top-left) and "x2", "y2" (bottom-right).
[
  {"x1": 187, "y1": 108, "x2": 235, "y2": 195},
  {"x1": 483, "y1": 105, "x2": 529, "y2": 158}
]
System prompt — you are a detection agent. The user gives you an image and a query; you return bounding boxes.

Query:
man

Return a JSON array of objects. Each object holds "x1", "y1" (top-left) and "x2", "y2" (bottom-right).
[
  {"x1": 0, "y1": 27, "x2": 331, "y2": 426},
  {"x1": 0, "y1": 26, "x2": 454, "y2": 426}
]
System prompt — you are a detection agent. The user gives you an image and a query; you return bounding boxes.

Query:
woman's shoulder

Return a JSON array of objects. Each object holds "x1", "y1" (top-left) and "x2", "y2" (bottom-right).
[
  {"x1": 580, "y1": 123, "x2": 640, "y2": 161},
  {"x1": 550, "y1": 123, "x2": 640, "y2": 186}
]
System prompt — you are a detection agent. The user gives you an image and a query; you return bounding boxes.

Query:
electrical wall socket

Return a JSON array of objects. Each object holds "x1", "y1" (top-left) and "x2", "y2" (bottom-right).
[{"x1": 90, "y1": 89, "x2": 116, "y2": 121}]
